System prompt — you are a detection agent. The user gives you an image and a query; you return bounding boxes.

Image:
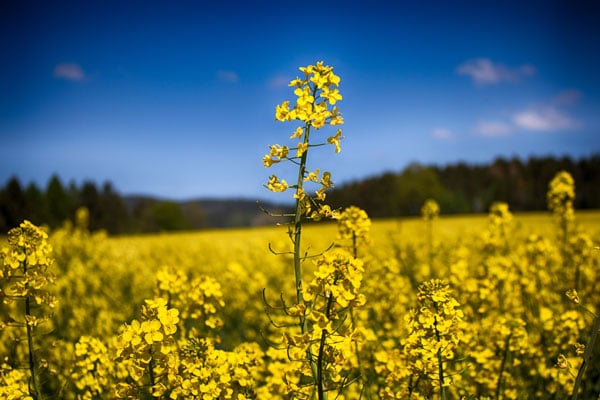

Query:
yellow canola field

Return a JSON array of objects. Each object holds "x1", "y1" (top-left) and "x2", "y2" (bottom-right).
[{"x1": 1, "y1": 209, "x2": 599, "y2": 399}]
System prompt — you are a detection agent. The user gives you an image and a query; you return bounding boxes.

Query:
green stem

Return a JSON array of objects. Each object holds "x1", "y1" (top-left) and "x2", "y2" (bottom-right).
[
  {"x1": 291, "y1": 121, "x2": 320, "y2": 388},
  {"x1": 293, "y1": 123, "x2": 310, "y2": 311},
  {"x1": 570, "y1": 311, "x2": 600, "y2": 399},
  {"x1": 433, "y1": 315, "x2": 446, "y2": 400},
  {"x1": 495, "y1": 332, "x2": 512, "y2": 400},
  {"x1": 24, "y1": 261, "x2": 43, "y2": 400},
  {"x1": 317, "y1": 328, "x2": 327, "y2": 400},
  {"x1": 148, "y1": 347, "x2": 156, "y2": 394},
  {"x1": 317, "y1": 283, "x2": 336, "y2": 400},
  {"x1": 26, "y1": 298, "x2": 42, "y2": 399}
]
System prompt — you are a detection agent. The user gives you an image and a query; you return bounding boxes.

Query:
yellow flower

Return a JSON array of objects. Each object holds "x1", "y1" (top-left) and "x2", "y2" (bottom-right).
[
  {"x1": 275, "y1": 100, "x2": 291, "y2": 121},
  {"x1": 320, "y1": 86, "x2": 343, "y2": 105},
  {"x1": 266, "y1": 175, "x2": 288, "y2": 192},
  {"x1": 290, "y1": 126, "x2": 303, "y2": 139},
  {"x1": 299, "y1": 64, "x2": 314, "y2": 76},
  {"x1": 320, "y1": 171, "x2": 333, "y2": 188},
  {"x1": 338, "y1": 206, "x2": 371, "y2": 241},
  {"x1": 293, "y1": 188, "x2": 307, "y2": 200},
  {"x1": 141, "y1": 320, "x2": 163, "y2": 344},
  {"x1": 556, "y1": 354, "x2": 571, "y2": 370},
  {"x1": 327, "y1": 129, "x2": 343, "y2": 153},
  {"x1": 296, "y1": 142, "x2": 308, "y2": 157},
  {"x1": 288, "y1": 77, "x2": 304, "y2": 88},
  {"x1": 157, "y1": 307, "x2": 179, "y2": 335},
  {"x1": 327, "y1": 72, "x2": 341, "y2": 86},
  {"x1": 421, "y1": 199, "x2": 440, "y2": 221},
  {"x1": 329, "y1": 106, "x2": 344, "y2": 125},
  {"x1": 310, "y1": 70, "x2": 328, "y2": 88},
  {"x1": 262, "y1": 154, "x2": 275, "y2": 167},
  {"x1": 304, "y1": 168, "x2": 320, "y2": 182},
  {"x1": 294, "y1": 86, "x2": 315, "y2": 106},
  {"x1": 269, "y1": 144, "x2": 289, "y2": 159}
]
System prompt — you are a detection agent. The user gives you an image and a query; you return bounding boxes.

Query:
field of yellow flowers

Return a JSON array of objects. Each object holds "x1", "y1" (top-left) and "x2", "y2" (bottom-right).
[
  {"x1": 2, "y1": 61, "x2": 599, "y2": 399},
  {"x1": 1, "y1": 205, "x2": 598, "y2": 399}
]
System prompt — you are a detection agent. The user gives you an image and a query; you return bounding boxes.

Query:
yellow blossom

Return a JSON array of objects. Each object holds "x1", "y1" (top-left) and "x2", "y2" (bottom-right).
[
  {"x1": 327, "y1": 129, "x2": 343, "y2": 153},
  {"x1": 296, "y1": 142, "x2": 308, "y2": 157}
]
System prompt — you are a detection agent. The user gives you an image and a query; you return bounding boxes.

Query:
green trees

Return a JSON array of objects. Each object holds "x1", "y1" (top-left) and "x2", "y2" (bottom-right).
[
  {"x1": 328, "y1": 155, "x2": 600, "y2": 217},
  {"x1": 0, "y1": 176, "x2": 131, "y2": 234}
]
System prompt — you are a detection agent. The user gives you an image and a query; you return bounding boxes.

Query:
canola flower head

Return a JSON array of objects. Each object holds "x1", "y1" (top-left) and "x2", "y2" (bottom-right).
[
  {"x1": 264, "y1": 61, "x2": 344, "y2": 218},
  {"x1": 547, "y1": 170, "x2": 576, "y2": 220},
  {"x1": 417, "y1": 279, "x2": 453, "y2": 305},
  {"x1": 337, "y1": 206, "x2": 371, "y2": 242},
  {"x1": 421, "y1": 199, "x2": 440, "y2": 221},
  {"x1": 273, "y1": 61, "x2": 343, "y2": 128},
  {"x1": 0, "y1": 220, "x2": 56, "y2": 317}
]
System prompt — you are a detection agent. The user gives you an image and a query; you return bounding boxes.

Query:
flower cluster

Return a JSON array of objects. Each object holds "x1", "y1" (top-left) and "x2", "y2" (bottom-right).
[
  {"x1": 547, "y1": 170, "x2": 576, "y2": 245},
  {"x1": 0, "y1": 220, "x2": 56, "y2": 309},
  {"x1": 337, "y1": 206, "x2": 371, "y2": 251},
  {"x1": 263, "y1": 61, "x2": 343, "y2": 220},
  {"x1": 114, "y1": 298, "x2": 180, "y2": 398},
  {"x1": 421, "y1": 199, "x2": 440, "y2": 221},
  {"x1": 0, "y1": 220, "x2": 57, "y2": 399},
  {"x1": 70, "y1": 335, "x2": 117, "y2": 399},
  {"x1": 0, "y1": 363, "x2": 33, "y2": 400},
  {"x1": 547, "y1": 170, "x2": 575, "y2": 222},
  {"x1": 273, "y1": 62, "x2": 343, "y2": 127},
  {"x1": 172, "y1": 339, "x2": 264, "y2": 399},
  {"x1": 155, "y1": 266, "x2": 225, "y2": 334},
  {"x1": 305, "y1": 250, "x2": 366, "y2": 310},
  {"x1": 482, "y1": 201, "x2": 514, "y2": 254},
  {"x1": 394, "y1": 280, "x2": 463, "y2": 397}
]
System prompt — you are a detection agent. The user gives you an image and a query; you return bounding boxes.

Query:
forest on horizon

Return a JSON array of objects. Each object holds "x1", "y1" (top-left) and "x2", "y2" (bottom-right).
[{"x1": 1, "y1": 154, "x2": 599, "y2": 234}]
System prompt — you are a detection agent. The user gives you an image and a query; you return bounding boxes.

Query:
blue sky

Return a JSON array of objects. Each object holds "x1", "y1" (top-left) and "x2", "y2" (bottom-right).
[{"x1": 1, "y1": 0, "x2": 599, "y2": 201}]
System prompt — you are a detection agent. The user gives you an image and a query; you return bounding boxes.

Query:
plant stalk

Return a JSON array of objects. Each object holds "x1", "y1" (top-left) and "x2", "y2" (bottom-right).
[
  {"x1": 434, "y1": 315, "x2": 446, "y2": 400},
  {"x1": 24, "y1": 260, "x2": 43, "y2": 400},
  {"x1": 495, "y1": 332, "x2": 512, "y2": 400},
  {"x1": 570, "y1": 310, "x2": 600, "y2": 399}
]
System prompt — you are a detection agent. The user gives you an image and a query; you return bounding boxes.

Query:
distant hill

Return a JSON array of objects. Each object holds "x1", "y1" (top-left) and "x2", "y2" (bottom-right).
[
  {"x1": 181, "y1": 198, "x2": 292, "y2": 228},
  {"x1": 123, "y1": 196, "x2": 292, "y2": 229}
]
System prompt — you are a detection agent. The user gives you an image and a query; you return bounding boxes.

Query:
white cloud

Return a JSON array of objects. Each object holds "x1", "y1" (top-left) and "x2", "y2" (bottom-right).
[
  {"x1": 457, "y1": 58, "x2": 536, "y2": 85},
  {"x1": 432, "y1": 128, "x2": 454, "y2": 139},
  {"x1": 474, "y1": 121, "x2": 513, "y2": 137},
  {"x1": 217, "y1": 70, "x2": 239, "y2": 83},
  {"x1": 512, "y1": 106, "x2": 578, "y2": 131},
  {"x1": 53, "y1": 63, "x2": 86, "y2": 81}
]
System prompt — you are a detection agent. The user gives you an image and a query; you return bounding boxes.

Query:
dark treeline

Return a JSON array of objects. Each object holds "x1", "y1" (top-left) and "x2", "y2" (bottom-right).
[
  {"x1": 0, "y1": 175, "x2": 199, "y2": 234},
  {"x1": 328, "y1": 155, "x2": 600, "y2": 218},
  {"x1": 2, "y1": 155, "x2": 599, "y2": 233}
]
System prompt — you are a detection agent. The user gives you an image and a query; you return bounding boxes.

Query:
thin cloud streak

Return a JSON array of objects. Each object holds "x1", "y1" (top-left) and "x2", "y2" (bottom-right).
[
  {"x1": 512, "y1": 107, "x2": 579, "y2": 131},
  {"x1": 457, "y1": 58, "x2": 535, "y2": 85},
  {"x1": 474, "y1": 121, "x2": 513, "y2": 137},
  {"x1": 53, "y1": 63, "x2": 86, "y2": 81},
  {"x1": 552, "y1": 89, "x2": 583, "y2": 106},
  {"x1": 432, "y1": 128, "x2": 454, "y2": 139},
  {"x1": 217, "y1": 70, "x2": 239, "y2": 83},
  {"x1": 268, "y1": 75, "x2": 289, "y2": 89}
]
